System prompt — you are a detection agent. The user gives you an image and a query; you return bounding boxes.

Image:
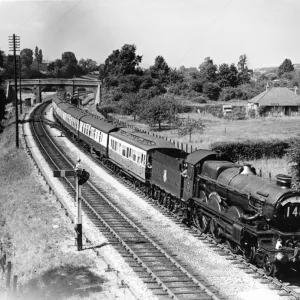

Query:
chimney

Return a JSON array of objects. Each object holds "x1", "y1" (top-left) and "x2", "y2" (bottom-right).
[
  {"x1": 266, "y1": 83, "x2": 270, "y2": 91},
  {"x1": 294, "y1": 86, "x2": 298, "y2": 95}
]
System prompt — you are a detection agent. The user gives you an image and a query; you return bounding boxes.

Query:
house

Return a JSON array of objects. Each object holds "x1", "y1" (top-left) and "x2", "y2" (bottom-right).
[{"x1": 247, "y1": 85, "x2": 300, "y2": 116}]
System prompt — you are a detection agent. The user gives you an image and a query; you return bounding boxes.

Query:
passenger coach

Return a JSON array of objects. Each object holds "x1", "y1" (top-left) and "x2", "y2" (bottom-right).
[{"x1": 108, "y1": 128, "x2": 178, "y2": 183}]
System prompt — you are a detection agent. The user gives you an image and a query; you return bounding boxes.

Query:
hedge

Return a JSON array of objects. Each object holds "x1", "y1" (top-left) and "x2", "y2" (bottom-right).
[{"x1": 210, "y1": 139, "x2": 294, "y2": 161}]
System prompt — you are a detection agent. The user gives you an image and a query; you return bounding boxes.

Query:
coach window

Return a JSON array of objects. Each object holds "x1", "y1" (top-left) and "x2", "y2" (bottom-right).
[
  {"x1": 141, "y1": 154, "x2": 146, "y2": 166},
  {"x1": 132, "y1": 150, "x2": 136, "y2": 162},
  {"x1": 137, "y1": 152, "x2": 141, "y2": 164},
  {"x1": 122, "y1": 146, "x2": 126, "y2": 157}
]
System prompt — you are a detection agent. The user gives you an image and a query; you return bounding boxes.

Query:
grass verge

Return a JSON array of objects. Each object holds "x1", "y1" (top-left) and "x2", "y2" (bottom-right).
[{"x1": 0, "y1": 106, "x2": 107, "y2": 300}]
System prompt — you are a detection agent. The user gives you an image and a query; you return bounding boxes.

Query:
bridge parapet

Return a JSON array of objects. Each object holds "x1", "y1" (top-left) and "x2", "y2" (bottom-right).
[{"x1": 5, "y1": 78, "x2": 100, "y2": 87}]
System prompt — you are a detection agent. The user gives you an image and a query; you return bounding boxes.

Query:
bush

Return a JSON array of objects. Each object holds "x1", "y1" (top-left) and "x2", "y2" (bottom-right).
[
  {"x1": 193, "y1": 95, "x2": 208, "y2": 103},
  {"x1": 201, "y1": 104, "x2": 223, "y2": 117},
  {"x1": 119, "y1": 75, "x2": 141, "y2": 93},
  {"x1": 211, "y1": 139, "x2": 291, "y2": 161},
  {"x1": 257, "y1": 105, "x2": 268, "y2": 117},
  {"x1": 219, "y1": 87, "x2": 236, "y2": 101},
  {"x1": 190, "y1": 80, "x2": 203, "y2": 93},
  {"x1": 224, "y1": 106, "x2": 246, "y2": 120},
  {"x1": 138, "y1": 85, "x2": 166, "y2": 99},
  {"x1": 97, "y1": 104, "x2": 119, "y2": 118},
  {"x1": 112, "y1": 93, "x2": 123, "y2": 102},
  {"x1": 203, "y1": 82, "x2": 221, "y2": 100},
  {"x1": 248, "y1": 109, "x2": 256, "y2": 118}
]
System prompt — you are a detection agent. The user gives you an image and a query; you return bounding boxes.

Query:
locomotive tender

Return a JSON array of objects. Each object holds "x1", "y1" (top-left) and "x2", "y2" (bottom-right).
[{"x1": 52, "y1": 98, "x2": 300, "y2": 276}]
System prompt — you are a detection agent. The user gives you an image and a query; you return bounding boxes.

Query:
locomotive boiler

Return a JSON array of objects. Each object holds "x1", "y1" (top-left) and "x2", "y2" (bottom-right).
[{"x1": 189, "y1": 154, "x2": 300, "y2": 276}]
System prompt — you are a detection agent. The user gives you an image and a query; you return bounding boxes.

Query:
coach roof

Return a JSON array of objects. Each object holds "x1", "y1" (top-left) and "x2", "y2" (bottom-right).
[
  {"x1": 57, "y1": 102, "x2": 73, "y2": 112},
  {"x1": 80, "y1": 115, "x2": 118, "y2": 133},
  {"x1": 110, "y1": 128, "x2": 176, "y2": 151},
  {"x1": 64, "y1": 106, "x2": 87, "y2": 119}
]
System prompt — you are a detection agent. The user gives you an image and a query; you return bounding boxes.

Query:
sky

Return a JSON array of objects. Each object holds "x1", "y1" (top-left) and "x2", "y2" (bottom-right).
[{"x1": 0, "y1": 0, "x2": 300, "y2": 70}]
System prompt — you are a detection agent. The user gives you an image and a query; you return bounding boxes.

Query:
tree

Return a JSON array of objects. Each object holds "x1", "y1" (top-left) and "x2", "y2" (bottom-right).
[
  {"x1": 0, "y1": 50, "x2": 4, "y2": 68},
  {"x1": 62, "y1": 51, "x2": 77, "y2": 67},
  {"x1": 150, "y1": 55, "x2": 170, "y2": 83},
  {"x1": 198, "y1": 57, "x2": 217, "y2": 82},
  {"x1": 34, "y1": 46, "x2": 39, "y2": 62},
  {"x1": 47, "y1": 59, "x2": 63, "y2": 78},
  {"x1": 139, "y1": 96, "x2": 179, "y2": 130},
  {"x1": 34, "y1": 46, "x2": 43, "y2": 72},
  {"x1": 121, "y1": 93, "x2": 142, "y2": 121},
  {"x1": 237, "y1": 54, "x2": 247, "y2": 72},
  {"x1": 217, "y1": 63, "x2": 239, "y2": 87},
  {"x1": 203, "y1": 82, "x2": 221, "y2": 100},
  {"x1": 177, "y1": 117, "x2": 205, "y2": 142},
  {"x1": 79, "y1": 58, "x2": 97, "y2": 73},
  {"x1": 61, "y1": 52, "x2": 80, "y2": 77},
  {"x1": 119, "y1": 75, "x2": 141, "y2": 93},
  {"x1": 190, "y1": 80, "x2": 203, "y2": 93},
  {"x1": 104, "y1": 44, "x2": 142, "y2": 76},
  {"x1": 38, "y1": 49, "x2": 43, "y2": 64},
  {"x1": 237, "y1": 54, "x2": 252, "y2": 84},
  {"x1": 20, "y1": 48, "x2": 33, "y2": 68},
  {"x1": 0, "y1": 73, "x2": 6, "y2": 124},
  {"x1": 278, "y1": 58, "x2": 294, "y2": 77}
]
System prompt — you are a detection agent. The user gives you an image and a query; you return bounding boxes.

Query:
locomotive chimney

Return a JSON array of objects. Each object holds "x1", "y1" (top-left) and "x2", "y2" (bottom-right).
[
  {"x1": 276, "y1": 174, "x2": 292, "y2": 188},
  {"x1": 241, "y1": 164, "x2": 255, "y2": 175}
]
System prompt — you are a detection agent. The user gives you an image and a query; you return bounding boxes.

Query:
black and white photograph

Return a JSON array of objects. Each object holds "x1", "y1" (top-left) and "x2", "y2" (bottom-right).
[{"x1": 1, "y1": 0, "x2": 300, "y2": 299}]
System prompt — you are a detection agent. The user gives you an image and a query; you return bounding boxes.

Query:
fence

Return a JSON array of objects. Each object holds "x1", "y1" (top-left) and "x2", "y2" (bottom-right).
[{"x1": 110, "y1": 115, "x2": 197, "y2": 154}]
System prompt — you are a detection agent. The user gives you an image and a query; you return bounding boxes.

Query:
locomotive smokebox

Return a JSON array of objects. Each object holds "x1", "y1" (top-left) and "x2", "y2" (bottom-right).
[{"x1": 276, "y1": 174, "x2": 292, "y2": 188}]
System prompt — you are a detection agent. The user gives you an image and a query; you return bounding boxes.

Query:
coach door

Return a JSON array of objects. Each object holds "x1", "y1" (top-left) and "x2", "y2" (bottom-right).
[{"x1": 182, "y1": 163, "x2": 194, "y2": 201}]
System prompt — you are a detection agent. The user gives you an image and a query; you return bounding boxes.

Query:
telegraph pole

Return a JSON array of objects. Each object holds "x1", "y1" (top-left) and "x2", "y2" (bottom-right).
[
  {"x1": 75, "y1": 158, "x2": 83, "y2": 251},
  {"x1": 9, "y1": 34, "x2": 20, "y2": 148},
  {"x1": 19, "y1": 56, "x2": 22, "y2": 114}
]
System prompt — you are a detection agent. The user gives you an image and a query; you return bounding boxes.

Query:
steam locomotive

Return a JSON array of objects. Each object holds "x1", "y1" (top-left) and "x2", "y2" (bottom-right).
[{"x1": 52, "y1": 98, "x2": 300, "y2": 277}]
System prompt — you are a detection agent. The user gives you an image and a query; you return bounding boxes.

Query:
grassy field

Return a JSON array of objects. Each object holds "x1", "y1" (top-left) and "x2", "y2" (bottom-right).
[
  {"x1": 113, "y1": 112, "x2": 300, "y2": 150},
  {"x1": 0, "y1": 106, "x2": 108, "y2": 300}
]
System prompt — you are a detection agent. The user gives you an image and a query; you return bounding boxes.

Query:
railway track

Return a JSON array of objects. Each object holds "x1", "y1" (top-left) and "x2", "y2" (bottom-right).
[
  {"x1": 47, "y1": 100, "x2": 300, "y2": 300},
  {"x1": 27, "y1": 101, "x2": 228, "y2": 300}
]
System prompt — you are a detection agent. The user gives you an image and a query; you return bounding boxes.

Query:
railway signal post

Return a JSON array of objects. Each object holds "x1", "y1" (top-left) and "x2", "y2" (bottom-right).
[{"x1": 53, "y1": 158, "x2": 90, "y2": 251}]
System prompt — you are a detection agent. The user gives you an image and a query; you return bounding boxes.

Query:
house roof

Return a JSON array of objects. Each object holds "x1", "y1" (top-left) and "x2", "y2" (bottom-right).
[{"x1": 248, "y1": 87, "x2": 300, "y2": 106}]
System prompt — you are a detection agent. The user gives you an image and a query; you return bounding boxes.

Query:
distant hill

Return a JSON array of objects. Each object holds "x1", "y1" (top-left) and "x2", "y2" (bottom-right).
[
  {"x1": 254, "y1": 64, "x2": 300, "y2": 74},
  {"x1": 254, "y1": 67, "x2": 277, "y2": 74}
]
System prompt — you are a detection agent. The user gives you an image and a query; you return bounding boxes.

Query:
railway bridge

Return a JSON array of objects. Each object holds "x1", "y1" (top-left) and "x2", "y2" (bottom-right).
[{"x1": 5, "y1": 78, "x2": 101, "y2": 104}]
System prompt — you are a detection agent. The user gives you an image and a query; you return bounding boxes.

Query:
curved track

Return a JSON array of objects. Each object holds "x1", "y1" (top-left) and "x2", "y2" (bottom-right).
[
  {"x1": 39, "y1": 101, "x2": 300, "y2": 300},
  {"x1": 28, "y1": 102, "x2": 227, "y2": 300}
]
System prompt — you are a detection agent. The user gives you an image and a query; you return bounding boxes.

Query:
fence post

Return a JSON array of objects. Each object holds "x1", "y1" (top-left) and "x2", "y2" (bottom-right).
[
  {"x1": 13, "y1": 275, "x2": 17, "y2": 295},
  {"x1": 259, "y1": 169, "x2": 262, "y2": 177},
  {"x1": 6, "y1": 261, "x2": 11, "y2": 290},
  {"x1": 177, "y1": 141, "x2": 179, "y2": 149},
  {"x1": 186, "y1": 144, "x2": 188, "y2": 153},
  {"x1": 181, "y1": 143, "x2": 183, "y2": 150},
  {"x1": 269, "y1": 172, "x2": 272, "y2": 182},
  {"x1": 191, "y1": 145, "x2": 193, "y2": 153}
]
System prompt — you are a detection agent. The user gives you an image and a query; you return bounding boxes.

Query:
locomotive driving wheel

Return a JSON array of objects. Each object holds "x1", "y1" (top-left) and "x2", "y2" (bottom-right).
[
  {"x1": 210, "y1": 219, "x2": 223, "y2": 244},
  {"x1": 243, "y1": 246, "x2": 256, "y2": 263},
  {"x1": 193, "y1": 211, "x2": 210, "y2": 233},
  {"x1": 263, "y1": 255, "x2": 278, "y2": 277},
  {"x1": 226, "y1": 240, "x2": 240, "y2": 254}
]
